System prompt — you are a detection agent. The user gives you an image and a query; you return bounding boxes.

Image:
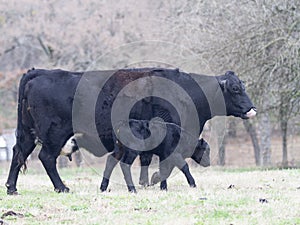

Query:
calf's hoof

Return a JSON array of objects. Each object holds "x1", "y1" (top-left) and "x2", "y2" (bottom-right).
[
  {"x1": 139, "y1": 180, "x2": 149, "y2": 187},
  {"x1": 128, "y1": 186, "x2": 137, "y2": 193},
  {"x1": 100, "y1": 186, "x2": 107, "y2": 192},
  {"x1": 160, "y1": 186, "x2": 168, "y2": 191},
  {"x1": 100, "y1": 178, "x2": 109, "y2": 192},
  {"x1": 160, "y1": 182, "x2": 168, "y2": 191},
  {"x1": 190, "y1": 183, "x2": 197, "y2": 188}
]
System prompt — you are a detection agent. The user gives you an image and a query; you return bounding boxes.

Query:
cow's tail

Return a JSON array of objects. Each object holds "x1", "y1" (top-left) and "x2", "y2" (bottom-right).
[{"x1": 14, "y1": 68, "x2": 38, "y2": 172}]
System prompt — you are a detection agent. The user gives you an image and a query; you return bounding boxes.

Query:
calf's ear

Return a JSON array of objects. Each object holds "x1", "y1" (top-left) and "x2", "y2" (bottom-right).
[
  {"x1": 225, "y1": 71, "x2": 235, "y2": 76},
  {"x1": 199, "y1": 138, "x2": 204, "y2": 145},
  {"x1": 218, "y1": 79, "x2": 227, "y2": 91}
]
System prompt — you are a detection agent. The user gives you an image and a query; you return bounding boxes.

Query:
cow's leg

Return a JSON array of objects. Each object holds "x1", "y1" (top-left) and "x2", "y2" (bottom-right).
[
  {"x1": 120, "y1": 152, "x2": 138, "y2": 193},
  {"x1": 5, "y1": 132, "x2": 36, "y2": 195},
  {"x1": 139, "y1": 153, "x2": 153, "y2": 186},
  {"x1": 100, "y1": 151, "x2": 123, "y2": 192},
  {"x1": 38, "y1": 144, "x2": 69, "y2": 193}
]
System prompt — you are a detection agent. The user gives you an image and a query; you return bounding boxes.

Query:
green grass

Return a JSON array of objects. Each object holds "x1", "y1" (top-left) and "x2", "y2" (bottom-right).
[{"x1": 0, "y1": 166, "x2": 299, "y2": 225}]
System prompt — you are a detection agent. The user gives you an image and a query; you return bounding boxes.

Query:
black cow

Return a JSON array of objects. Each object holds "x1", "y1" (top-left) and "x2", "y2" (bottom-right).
[{"x1": 5, "y1": 68, "x2": 256, "y2": 194}]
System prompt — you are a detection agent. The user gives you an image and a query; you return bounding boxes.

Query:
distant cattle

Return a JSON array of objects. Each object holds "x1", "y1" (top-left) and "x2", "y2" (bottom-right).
[{"x1": 5, "y1": 68, "x2": 256, "y2": 194}]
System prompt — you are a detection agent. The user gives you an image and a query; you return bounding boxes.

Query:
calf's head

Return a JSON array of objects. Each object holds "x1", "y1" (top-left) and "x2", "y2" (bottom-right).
[
  {"x1": 217, "y1": 71, "x2": 256, "y2": 119},
  {"x1": 191, "y1": 138, "x2": 210, "y2": 167}
]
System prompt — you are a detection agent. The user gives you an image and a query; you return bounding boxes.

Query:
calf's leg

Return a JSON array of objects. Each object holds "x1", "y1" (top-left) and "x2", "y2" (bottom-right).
[
  {"x1": 180, "y1": 163, "x2": 196, "y2": 187},
  {"x1": 159, "y1": 160, "x2": 174, "y2": 191},
  {"x1": 173, "y1": 154, "x2": 196, "y2": 187},
  {"x1": 139, "y1": 153, "x2": 153, "y2": 186},
  {"x1": 158, "y1": 154, "x2": 196, "y2": 190}
]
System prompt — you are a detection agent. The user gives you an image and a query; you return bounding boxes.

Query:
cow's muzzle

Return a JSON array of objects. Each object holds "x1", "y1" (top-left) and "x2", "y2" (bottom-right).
[{"x1": 244, "y1": 107, "x2": 257, "y2": 119}]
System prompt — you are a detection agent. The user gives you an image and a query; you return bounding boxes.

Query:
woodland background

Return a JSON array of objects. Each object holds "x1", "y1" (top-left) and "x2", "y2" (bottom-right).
[{"x1": 0, "y1": 0, "x2": 299, "y2": 167}]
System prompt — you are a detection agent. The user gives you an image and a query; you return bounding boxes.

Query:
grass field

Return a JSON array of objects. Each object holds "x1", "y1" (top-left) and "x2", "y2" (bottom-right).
[{"x1": 0, "y1": 164, "x2": 299, "y2": 225}]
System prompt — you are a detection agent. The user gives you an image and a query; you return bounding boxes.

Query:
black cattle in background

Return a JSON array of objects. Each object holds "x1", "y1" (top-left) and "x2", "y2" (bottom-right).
[{"x1": 5, "y1": 68, "x2": 256, "y2": 194}]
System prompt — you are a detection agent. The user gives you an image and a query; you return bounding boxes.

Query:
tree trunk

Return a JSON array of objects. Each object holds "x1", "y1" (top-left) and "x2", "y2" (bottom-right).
[
  {"x1": 218, "y1": 134, "x2": 226, "y2": 166},
  {"x1": 258, "y1": 113, "x2": 272, "y2": 166},
  {"x1": 58, "y1": 156, "x2": 68, "y2": 168},
  {"x1": 228, "y1": 118, "x2": 237, "y2": 138},
  {"x1": 280, "y1": 118, "x2": 288, "y2": 168},
  {"x1": 74, "y1": 151, "x2": 82, "y2": 167},
  {"x1": 279, "y1": 93, "x2": 290, "y2": 168},
  {"x1": 5, "y1": 146, "x2": 9, "y2": 161},
  {"x1": 243, "y1": 120, "x2": 261, "y2": 166},
  {"x1": 212, "y1": 117, "x2": 227, "y2": 166}
]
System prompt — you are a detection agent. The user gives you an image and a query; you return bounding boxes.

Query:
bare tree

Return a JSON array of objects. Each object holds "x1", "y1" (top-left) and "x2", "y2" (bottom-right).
[
  {"x1": 0, "y1": 0, "x2": 299, "y2": 167},
  {"x1": 243, "y1": 120, "x2": 261, "y2": 166}
]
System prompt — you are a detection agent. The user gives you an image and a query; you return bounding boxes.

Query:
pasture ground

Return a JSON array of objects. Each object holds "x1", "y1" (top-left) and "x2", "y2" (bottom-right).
[{"x1": 0, "y1": 163, "x2": 299, "y2": 225}]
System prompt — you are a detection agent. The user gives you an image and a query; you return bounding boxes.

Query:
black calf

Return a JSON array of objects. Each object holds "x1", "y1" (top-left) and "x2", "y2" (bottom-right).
[{"x1": 100, "y1": 121, "x2": 210, "y2": 193}]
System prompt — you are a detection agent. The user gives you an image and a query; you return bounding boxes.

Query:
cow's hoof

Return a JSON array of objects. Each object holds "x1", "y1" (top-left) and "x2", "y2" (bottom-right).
[
  {"x1": 139, "y1": 180, "x2": 149, "y2": 187},
  {"x1": 7, "y1": 190, "x2": 19, "y2": 195},
  {"x1": 54, "y1": 187, "x2": 70, "y2": 193},
  {"x1": 5, "y1": 183, "x2": 18, "y2": 195}
]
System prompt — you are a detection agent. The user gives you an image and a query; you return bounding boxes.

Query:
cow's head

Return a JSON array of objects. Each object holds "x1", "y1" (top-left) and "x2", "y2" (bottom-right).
[
  {"x1": 217, "y1": 71, "x2": 256, "y2": 119},
  {"x1": 191, "y1": 138, "x2": 210, "y2": 167}
]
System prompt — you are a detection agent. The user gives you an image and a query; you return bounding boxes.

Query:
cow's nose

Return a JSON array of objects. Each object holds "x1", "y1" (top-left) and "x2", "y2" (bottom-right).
[{"x1": 246, "y1": 108, "x2": 257, "y2": 118}]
